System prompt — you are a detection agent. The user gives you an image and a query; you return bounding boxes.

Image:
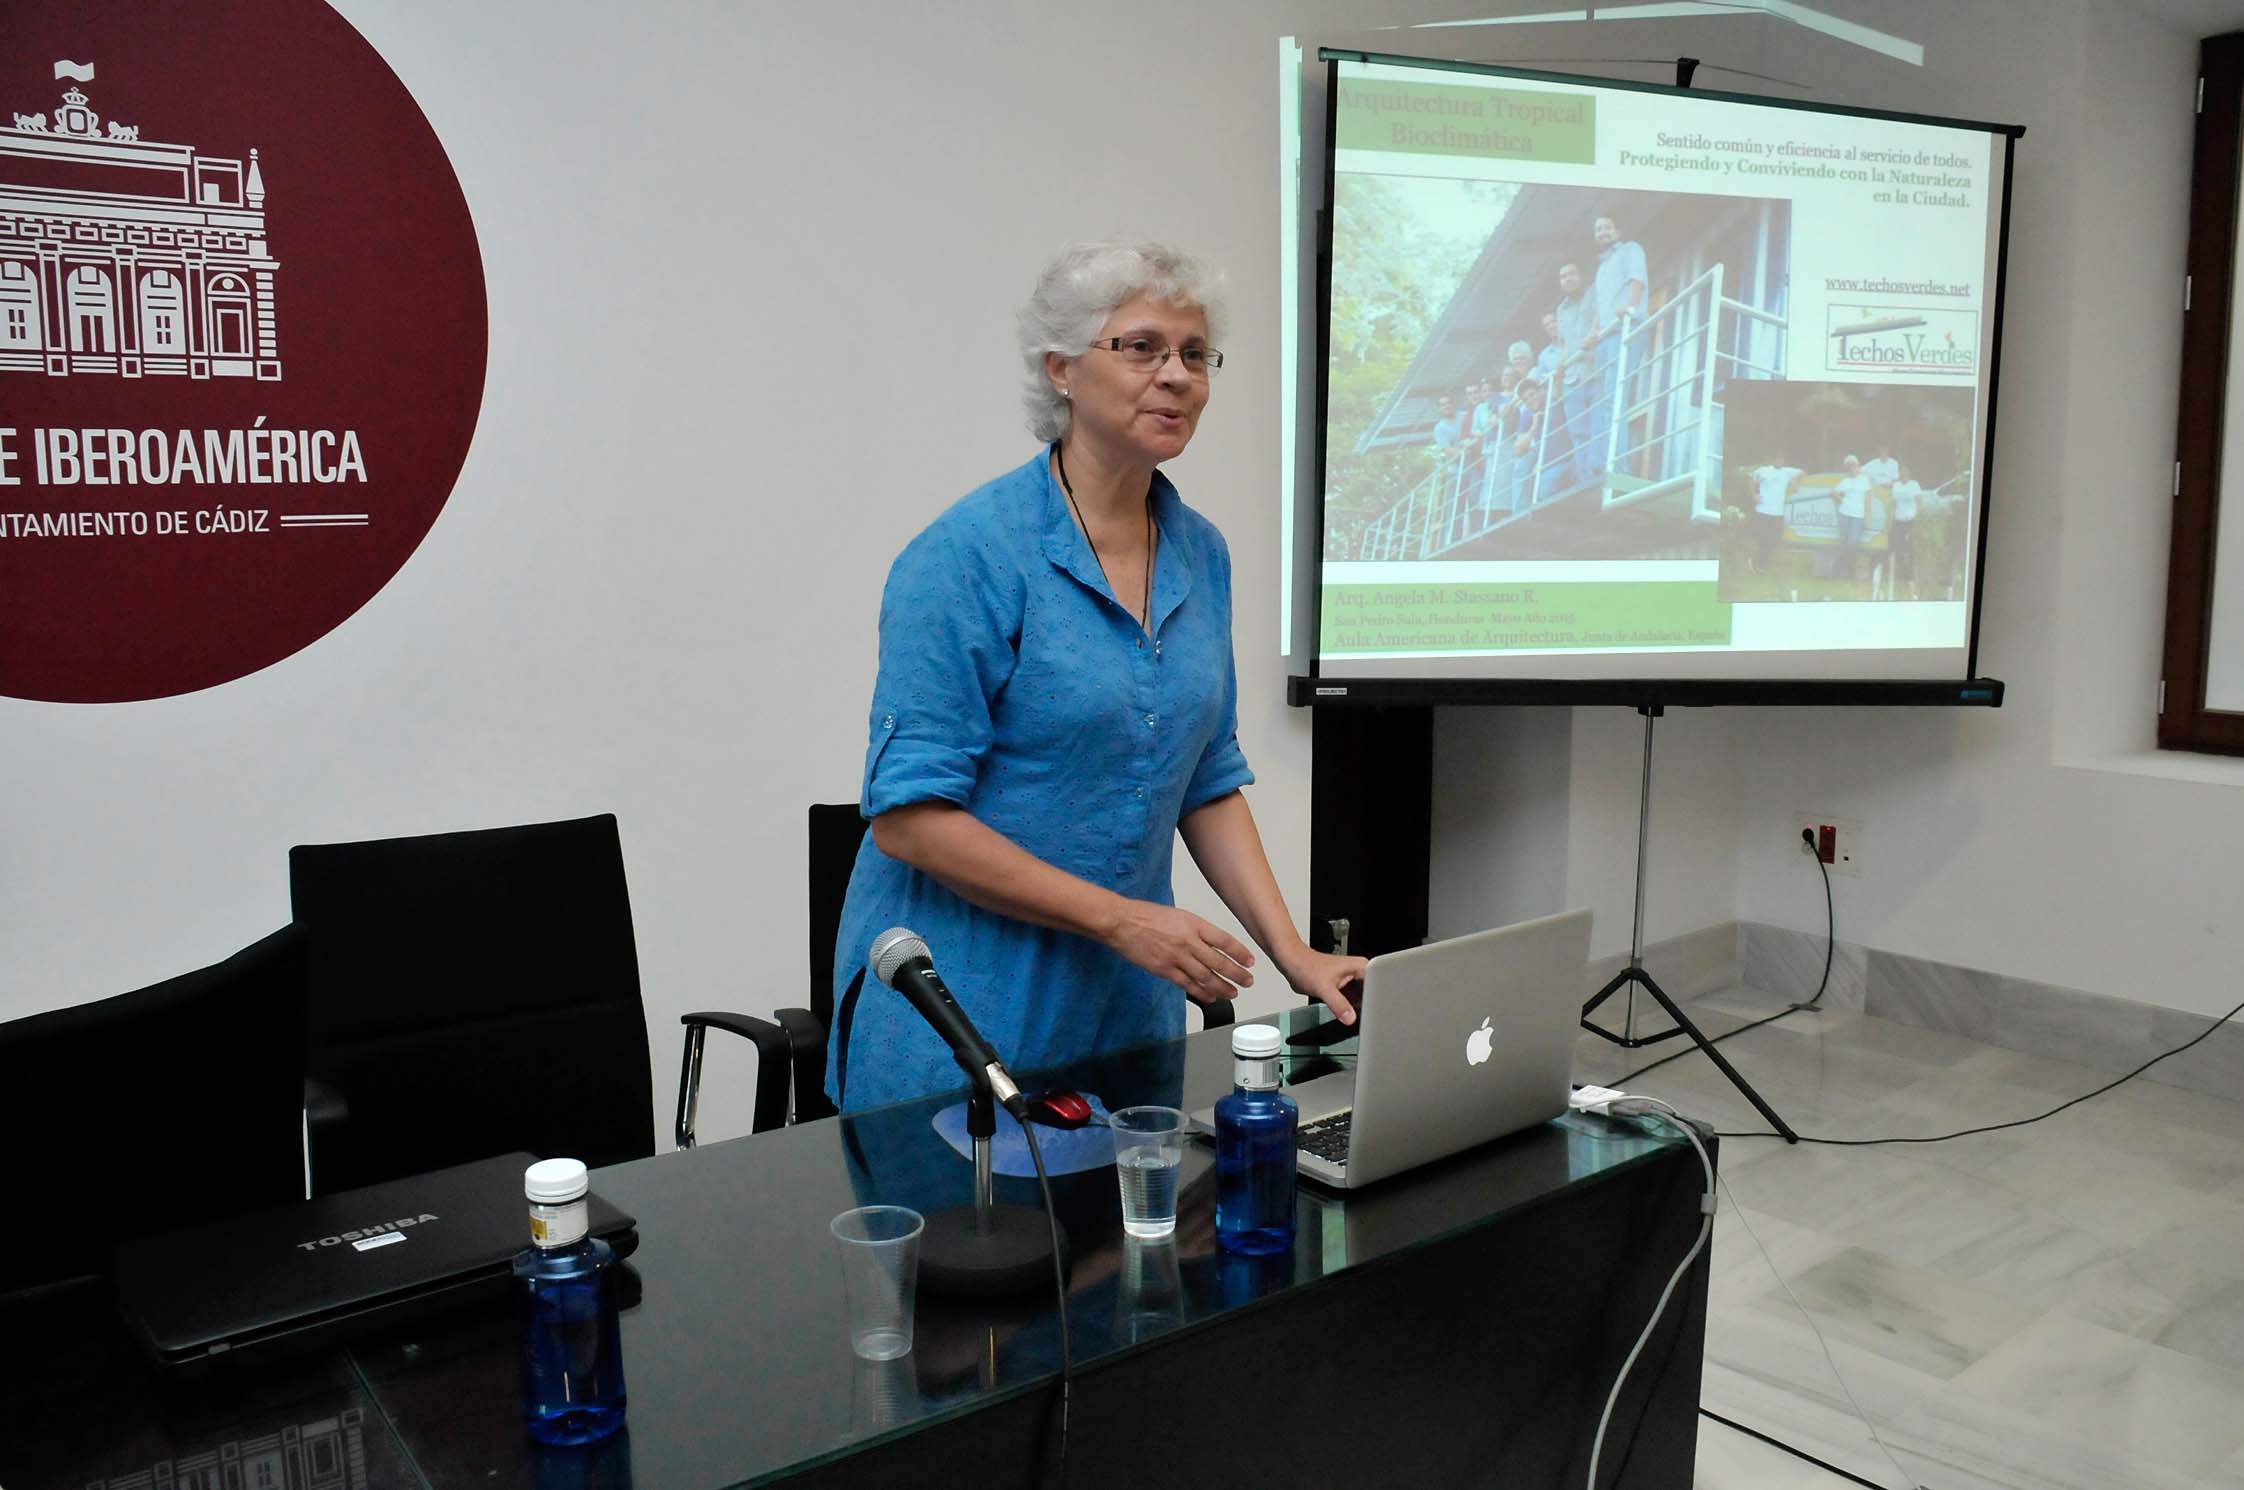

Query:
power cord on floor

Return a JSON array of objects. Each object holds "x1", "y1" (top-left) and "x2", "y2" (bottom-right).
[
  {"x1": 1698, "y1": 1411, "x2": 1905, "y2": 1490},
  {"x1": 1610, "y1": 836, "x2": 1835, "y2": 1090},
  {"x1": 1717, "y1": 1168, "x2": 1928, "y2": 1490},
  {"x1": 1604, "y1": 825, "x2": 2242, "y2": 1151},
  {"x1": 1715, "y1": 989, "x2": 2244, "y2": 1146},
  {"x1": 1582, "y1": 835, "x2": 2239, "y2": 1480},
  {"x1": 1577, "y1": 1091, "x2": 1929, "y2": 1490}
]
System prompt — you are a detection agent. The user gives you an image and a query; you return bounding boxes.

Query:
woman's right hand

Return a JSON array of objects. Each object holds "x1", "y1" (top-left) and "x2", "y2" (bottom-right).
[{"x1": 1106, "y1": 900, "x2": 1256, "y2": 1002}]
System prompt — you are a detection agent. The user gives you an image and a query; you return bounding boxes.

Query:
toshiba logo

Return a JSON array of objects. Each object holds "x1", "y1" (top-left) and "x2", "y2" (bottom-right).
[{"x1": 296, "y1": 1213, "x2": 439, "y2": 1251}]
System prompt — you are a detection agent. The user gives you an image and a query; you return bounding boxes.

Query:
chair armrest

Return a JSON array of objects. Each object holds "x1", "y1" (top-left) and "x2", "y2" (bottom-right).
[
  {"x1": 683, "y1": 1011, "x2": 789, "y2": 1049},
  {"x1": 676, "y1": 1010, "x2": 790, "y2": 1145},
  {"x1": 772, "y1": 1008, "x2": 838, "y2": 1123},
  {"x1": 1189, "y1": 994, "x2": 1236, "y2": 1030},
  {"x1": 303, "y1": 1077, "x2": 348, "y2": 1194},
  {"x1": 303, "y1": 1076, "x2": 348, "y2": 1129}
]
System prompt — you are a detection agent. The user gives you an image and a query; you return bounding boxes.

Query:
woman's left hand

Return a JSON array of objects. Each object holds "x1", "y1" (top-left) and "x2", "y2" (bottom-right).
[{"x1": 1278, "y1": 946, "x2": 1370, "y2": 1025}]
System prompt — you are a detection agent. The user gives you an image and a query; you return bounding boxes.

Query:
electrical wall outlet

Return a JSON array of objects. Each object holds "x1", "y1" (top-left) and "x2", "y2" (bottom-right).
[{"x1": 1795, "y1": 814, "x2": 1863, "y2": 877}]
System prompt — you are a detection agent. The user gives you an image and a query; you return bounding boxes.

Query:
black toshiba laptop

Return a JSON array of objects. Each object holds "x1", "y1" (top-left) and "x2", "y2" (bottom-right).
[{"x1": 112, "y1": 1151, "x2": 638, "y2": 1371}]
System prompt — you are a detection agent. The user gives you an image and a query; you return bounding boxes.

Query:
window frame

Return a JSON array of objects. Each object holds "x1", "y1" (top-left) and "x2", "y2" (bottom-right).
[{"x1": 2164, "y1": 31, "x2": 2244, "y2": 755}]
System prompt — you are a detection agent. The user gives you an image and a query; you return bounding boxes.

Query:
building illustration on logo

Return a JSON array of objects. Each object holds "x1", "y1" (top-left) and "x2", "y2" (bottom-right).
[
  {"x1": 1, "y1": 61, "x2": 280, "y2": 380},
  {"x1": 83, "y1": 1408, "x2": 368, "y2": 1490}
]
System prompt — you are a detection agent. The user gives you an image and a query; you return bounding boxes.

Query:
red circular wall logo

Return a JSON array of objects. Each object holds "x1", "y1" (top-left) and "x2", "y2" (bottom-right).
[{"x1": 0, "y1": 2, "x2": 486, "y2": 702}]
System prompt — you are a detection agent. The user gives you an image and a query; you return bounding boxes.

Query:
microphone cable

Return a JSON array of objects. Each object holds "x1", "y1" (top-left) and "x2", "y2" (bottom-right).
[
  {"x1": 1016, "y1": 1116, "x2": 1073, "y2": 1490},
  {"x1": 865, "y1": 927, "x2": 1074, "y2": 1482}
]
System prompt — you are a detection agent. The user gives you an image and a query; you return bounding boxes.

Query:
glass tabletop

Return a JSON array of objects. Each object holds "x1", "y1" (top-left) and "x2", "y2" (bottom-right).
[
  {"x1": 353, "y1": 1008, "x2": 1680, "y2": 1488},
  {"x1": 0, "y1": 1278, "x2": 434, "y2": 1490},
  {"x1": 1, "y1": 1009, "x2": 1681, "y2": 1490}
]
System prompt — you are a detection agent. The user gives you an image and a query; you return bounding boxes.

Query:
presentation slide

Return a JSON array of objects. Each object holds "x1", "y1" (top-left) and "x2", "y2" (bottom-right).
[{"x1": 1305, "y1": 56, "x2": 2009, "y2": 682}]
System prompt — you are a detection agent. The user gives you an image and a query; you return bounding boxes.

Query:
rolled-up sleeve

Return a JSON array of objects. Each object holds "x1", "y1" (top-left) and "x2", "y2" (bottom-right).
[
  {"x1": 861, "y1": 527, "x2": 1019, "y2": 817},
  {"x1": 1179, "y1": 536, "x2": 1254, "y2": 815}
]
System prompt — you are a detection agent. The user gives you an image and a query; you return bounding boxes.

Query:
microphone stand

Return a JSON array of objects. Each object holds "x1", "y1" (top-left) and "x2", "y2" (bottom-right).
[
  {"x1": 919, "y1": 1076, "x2": 1069, "y2": 1297},
  {"x1": 970, "y1": 1083, "x2": 998, "y2": 1216}
]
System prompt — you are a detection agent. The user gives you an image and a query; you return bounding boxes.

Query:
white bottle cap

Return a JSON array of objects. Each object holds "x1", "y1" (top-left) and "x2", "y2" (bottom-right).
[
  {"x1": 524, "y1": 1157, "x2": 589, "y2": 1205},
  {"x1": 1232, "y1": 1024, "x2": 1281, "y2": 1059}
]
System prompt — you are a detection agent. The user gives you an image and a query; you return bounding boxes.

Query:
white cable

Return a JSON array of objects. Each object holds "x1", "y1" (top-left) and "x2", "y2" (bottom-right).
[
  {"x1": 1584, "y1": 1097, "x2": 1714, "y2": 1490},
  {"x1": 1581, "y1": 1089, "x2": 1926, "y2": 1490}
]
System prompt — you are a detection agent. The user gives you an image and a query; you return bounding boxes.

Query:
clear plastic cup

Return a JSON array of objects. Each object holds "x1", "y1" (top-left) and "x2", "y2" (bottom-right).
[
  {"x1": 1108, "y1": 1105, "x2": 1187, "y2": 1239},
  {"x1": 829, "y1": 1205, "x2": 923, "y2": 1360},
  {"x1": 1116, "y1": 1233, "x2": 1184, "y2": 1343},
  {"x1": 849, "y1": 1353, "x2": 918, "y2": 1437}
]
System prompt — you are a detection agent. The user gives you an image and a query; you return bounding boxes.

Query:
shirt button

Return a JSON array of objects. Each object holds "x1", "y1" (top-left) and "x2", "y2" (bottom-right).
[
  {"x1": 1134, "y1": 786, "x2": 1145, "y2": 799},
  {"x1": 882, "y1": 714, "x2": 894, "y2": 729},
  {"x1": 1145, "y1": 713, "x2": 1157, "y2": 726}
]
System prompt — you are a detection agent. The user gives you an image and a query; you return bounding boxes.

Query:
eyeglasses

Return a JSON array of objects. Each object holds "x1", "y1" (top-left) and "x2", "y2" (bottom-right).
[{"x1": 1087, "y1": 337, "x2": 1225, "y2": 376}]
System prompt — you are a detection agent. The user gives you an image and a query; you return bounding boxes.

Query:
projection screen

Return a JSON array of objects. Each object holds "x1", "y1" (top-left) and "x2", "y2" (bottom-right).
[{"x1": 1289, "y1": 51, "x2": 2020, "y2": 701}]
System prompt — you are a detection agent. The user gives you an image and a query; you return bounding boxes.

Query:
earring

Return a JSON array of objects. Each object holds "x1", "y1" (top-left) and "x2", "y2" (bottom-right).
[{"x1": 1060, "y1": 388, "x2": 1072, "y2": 399}]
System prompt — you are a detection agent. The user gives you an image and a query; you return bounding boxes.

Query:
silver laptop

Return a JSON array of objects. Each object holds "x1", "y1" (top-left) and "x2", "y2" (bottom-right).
[{"x1": 1193, "y1": 910, "x2": 1592, "y2": 1189}]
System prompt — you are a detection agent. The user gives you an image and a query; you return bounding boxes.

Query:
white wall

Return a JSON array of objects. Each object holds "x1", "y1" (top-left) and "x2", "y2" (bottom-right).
[
  {"x1": 0, "y1": 0, "x2": 1422, "y2": 1143},
  {"x1": 1566, "y1": 705, "x2": 1745, "y2": 957},
  {"x1": 9, "y1": 0, "x2": 2237, "y2": 1162},
  {"x1": 1724, "y1": 0, "x2": 2244, "y2": 1020},
  {"x1": 1411, "y1": 0, "x2": 2244, "y2": 1024}
]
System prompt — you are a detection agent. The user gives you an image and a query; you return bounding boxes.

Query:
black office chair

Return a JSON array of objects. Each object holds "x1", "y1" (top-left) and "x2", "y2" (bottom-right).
[
  {"x1": 681, "y1": 803, "x2": 1233, "y2": 1134},
  {"x1": 674, "y1": 804, "x2": 860, "y2": 1143},
  {"x1": 790, "y1": 801, "x2": 874, "y2": 1123},
  {"x1": 291, "y1": 813, "x2": 789, "y2": 1193},
  {"x1": 0, "y1": 927, "x2": 308, "y2": 1297}
]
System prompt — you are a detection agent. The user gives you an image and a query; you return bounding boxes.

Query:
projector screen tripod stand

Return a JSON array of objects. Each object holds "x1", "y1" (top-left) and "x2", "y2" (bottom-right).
[{"x1": 1581, "y1": 706, "x2": 1800, "y2": 1144}]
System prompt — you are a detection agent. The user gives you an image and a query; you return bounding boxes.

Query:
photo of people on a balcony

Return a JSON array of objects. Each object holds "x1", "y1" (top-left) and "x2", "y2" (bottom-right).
[
  {"x1": 1719, "y1": 381, "x2": 1975, "y2": 604},
  {"x1": 1325, "y1": 180, "x2": 1790, "y2": 563}
]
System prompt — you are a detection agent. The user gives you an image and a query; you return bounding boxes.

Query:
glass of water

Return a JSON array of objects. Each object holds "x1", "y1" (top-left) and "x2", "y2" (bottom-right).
[{"x1": 1108, "y1": 1105, "x2": 1187, "y2": 1239}]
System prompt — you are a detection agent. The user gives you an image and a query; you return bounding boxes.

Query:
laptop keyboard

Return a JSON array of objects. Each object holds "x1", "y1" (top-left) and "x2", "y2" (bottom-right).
[{"x1": 1297, "y1": 1112, "x2": 1353, "y2": 1167}]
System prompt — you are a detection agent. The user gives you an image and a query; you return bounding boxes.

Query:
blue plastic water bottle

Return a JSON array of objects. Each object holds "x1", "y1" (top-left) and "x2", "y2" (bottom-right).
[
  {"x1": 1215, "y1": 1024, "x2": 1297, "y2": 1256},
  {"x1": 513, "y1": 1158, "x2": 627, "y2": 1446}
]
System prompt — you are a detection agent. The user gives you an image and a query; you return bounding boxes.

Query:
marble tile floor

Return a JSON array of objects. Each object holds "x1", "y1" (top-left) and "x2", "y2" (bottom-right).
[
  {"x1": 1573, "y1": 986, "x2": 2244, "y2": 1490},
  {"x1": 1696, "y1": 1415, "x2": 1873, "y2": 1488}
]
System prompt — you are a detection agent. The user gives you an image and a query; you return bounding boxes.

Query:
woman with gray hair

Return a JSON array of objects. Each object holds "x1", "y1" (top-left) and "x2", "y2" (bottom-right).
[{"x1": 828, "y1": 241, "x2": 1366, "y2": 1112}]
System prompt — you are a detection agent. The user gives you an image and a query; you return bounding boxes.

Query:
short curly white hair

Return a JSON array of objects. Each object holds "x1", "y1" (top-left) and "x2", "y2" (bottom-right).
[{"x1": 1017, "y1": 241, "x2": 1229, "y2": 444}]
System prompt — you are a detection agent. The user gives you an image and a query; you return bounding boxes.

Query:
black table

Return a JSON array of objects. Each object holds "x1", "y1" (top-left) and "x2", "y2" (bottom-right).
[{"x1": 0, "y1": 1006, "x2": 1711, "y2": 1490}]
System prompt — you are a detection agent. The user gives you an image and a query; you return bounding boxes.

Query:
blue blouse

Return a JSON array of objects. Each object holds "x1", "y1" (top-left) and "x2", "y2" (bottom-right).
[{"x1": 828, "y1": 448, "x2": 1254, "y2": 1111}]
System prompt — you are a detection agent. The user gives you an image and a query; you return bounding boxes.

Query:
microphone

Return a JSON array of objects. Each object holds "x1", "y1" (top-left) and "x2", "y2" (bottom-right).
[
  {"x1": 869, "y1": 927, "x2": 1067, "y2": 1298},
  {"x1": 869, "y1": 928, "x2": 1024, "y2": 1112}
]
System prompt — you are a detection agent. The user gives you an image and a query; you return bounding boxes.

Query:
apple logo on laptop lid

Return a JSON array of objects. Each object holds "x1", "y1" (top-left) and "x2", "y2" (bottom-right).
[{"x1": 1466, "y1": 1016, "x2": 1494, "y2": 1067}]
